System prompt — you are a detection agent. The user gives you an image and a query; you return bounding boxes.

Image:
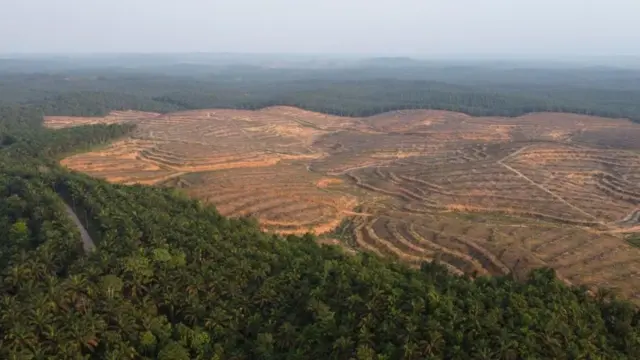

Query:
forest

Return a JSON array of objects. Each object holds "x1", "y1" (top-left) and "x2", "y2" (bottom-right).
[
  {"x1": 1, "y1": 62, "x2": 640, "y2": 120},
  {"x1": 1, "y1": 63, "x2": 640, "y2": 358}
]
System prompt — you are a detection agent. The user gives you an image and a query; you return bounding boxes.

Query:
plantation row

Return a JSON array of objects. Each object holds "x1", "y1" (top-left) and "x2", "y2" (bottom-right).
[
  {"x1": 172, "y1": 166, "x2": 356, "y2": 235},
  {"x1": 505, "y1": 145, "x2": 640, "y2": 224},
  {"x1": 351, "y1": 214, "x2": 508, "y2": 276},
  {"x1": 347, "y1": 154, "x2": 603, "y2": 225},
  {"x1": 343, "y1": 202, "x2": 640, "y2": 300}
]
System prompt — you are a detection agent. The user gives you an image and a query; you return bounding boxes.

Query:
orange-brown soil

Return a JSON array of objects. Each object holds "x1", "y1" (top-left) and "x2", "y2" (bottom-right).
[
  {"x1": 44, "y1": 110, "x2": 161, "y2": 129},
  {"x1": 55, "y1": 107, "x2": 640, "y2": 301}
]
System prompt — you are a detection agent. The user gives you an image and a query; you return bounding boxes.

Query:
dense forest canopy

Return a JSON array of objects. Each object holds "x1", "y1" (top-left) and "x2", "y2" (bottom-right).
[
  {"x1": 1, "y1": 60, "x2": 640, "y2": 358},
  {"x1": 1, "y1": 61, "x2": 640, "y2": 120}
]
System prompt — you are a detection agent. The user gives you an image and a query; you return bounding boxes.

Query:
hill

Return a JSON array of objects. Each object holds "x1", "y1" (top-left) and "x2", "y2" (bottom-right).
[{"x1": 53, "y1": 107, "x2": 640, "y2": 301}]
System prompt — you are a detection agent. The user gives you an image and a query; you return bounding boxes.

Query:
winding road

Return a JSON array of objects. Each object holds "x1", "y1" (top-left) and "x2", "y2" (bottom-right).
[{"x1": 62, "y1": 203, "x2": 96, "y2": 253}]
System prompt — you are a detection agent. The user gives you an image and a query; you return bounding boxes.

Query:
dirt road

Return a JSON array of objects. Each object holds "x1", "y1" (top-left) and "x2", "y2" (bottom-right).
[
  {"x1": 498, "y1": 160, "x2": 599, "y2": 222},
  {"x1": 328, "y1": 160, "x2": 396, "y2": 176},
  {"x1": 62, "y1": 203, "x2": 96, "y2": 253}
]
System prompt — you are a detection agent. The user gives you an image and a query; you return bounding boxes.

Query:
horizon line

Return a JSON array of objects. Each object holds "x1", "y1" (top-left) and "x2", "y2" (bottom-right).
[{"x1": 1, "y1": 51, "x2": 639, "y2": 59}]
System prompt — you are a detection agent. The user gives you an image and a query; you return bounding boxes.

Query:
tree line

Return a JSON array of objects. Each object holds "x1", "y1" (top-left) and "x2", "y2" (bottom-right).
[{"x1": 1, "y1": 68, "x2": 640, "y2": 121}]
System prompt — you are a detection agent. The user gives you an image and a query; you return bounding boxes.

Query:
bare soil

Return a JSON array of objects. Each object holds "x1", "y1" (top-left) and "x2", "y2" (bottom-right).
[{"x1": 55, "y1": 107, "x2": 640, "y2": 301}]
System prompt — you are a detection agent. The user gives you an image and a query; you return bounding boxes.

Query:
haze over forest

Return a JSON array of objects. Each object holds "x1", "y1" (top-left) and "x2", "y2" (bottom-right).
[{"x1": 2, "y1": 0, "x2": 640, "y2": 65}]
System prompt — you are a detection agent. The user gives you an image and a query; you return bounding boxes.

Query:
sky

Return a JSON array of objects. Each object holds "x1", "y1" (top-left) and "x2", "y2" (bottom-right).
[{"x1": 2, "y1": 0, "x2": 640, "y2": 57}]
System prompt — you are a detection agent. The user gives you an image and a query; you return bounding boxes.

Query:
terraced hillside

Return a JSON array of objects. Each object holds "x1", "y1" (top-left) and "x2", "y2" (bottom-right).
[
  {"x1": 44, "y1": 110, "x2": 161, "y2": 129},
  {"x1": 163, "y1": 164, "x2": 357, "y2": 235},
  {"x1": 51, "y1": 107, "x2": 640, "y2": 300}
]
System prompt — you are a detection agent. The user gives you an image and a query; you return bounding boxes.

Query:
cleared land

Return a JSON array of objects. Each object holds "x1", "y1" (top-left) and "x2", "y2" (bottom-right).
[
  {"x1": 49, "y1": 107, "x2": 640, "y2": 300},
  {"x1": 44, "y1": 110, "x2": 161, "y2": 129}
]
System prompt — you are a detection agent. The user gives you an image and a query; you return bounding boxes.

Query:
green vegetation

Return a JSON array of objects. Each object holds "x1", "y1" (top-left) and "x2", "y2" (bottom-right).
[
  {"x1": 626, "y1": 234, "x2": 640, "y2": 248},
  {"x1": 325, "y1": 216, "x2": 359, "y2": 248},
  {"x1": 2, "y1": 64, "x2": 640, "y2": 121},
  {"x1": 2, "y1": 65, "x2": 640, "y2": 358}
]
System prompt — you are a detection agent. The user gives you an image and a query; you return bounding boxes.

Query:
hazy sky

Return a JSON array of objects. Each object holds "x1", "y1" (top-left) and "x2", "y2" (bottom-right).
[{"x1": 2, "y1": 0, "x2": 639, "y2": 56}]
